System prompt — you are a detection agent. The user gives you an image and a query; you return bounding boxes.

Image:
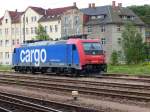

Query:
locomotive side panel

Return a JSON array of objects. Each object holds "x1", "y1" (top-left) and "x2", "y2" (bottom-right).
[{"x1": 12, "y1": 44, "x2": 80, "y2": 72}]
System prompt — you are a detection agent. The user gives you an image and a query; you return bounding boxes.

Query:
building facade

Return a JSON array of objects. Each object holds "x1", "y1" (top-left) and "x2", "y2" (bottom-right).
[
  {"x1": 61, "y1": 8, "x2": 84, "y2": 37},
  {"x1": 0, "y1": 2, "x2": 145, "y2": 65},
  {"x1": 80, "y1": 2, "x2": 145, "y2": 62},
  {"x1": 0, "y1": 10, "x2": 22, "y2": 65},
  {"x1": 0, "y1": 4, "x2": 76, "y2": 65}
]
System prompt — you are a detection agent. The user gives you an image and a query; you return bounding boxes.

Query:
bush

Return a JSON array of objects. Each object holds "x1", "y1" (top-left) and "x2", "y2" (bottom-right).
[{"x1": 110, "y1": 51, "x2": 118, "y2": 65}]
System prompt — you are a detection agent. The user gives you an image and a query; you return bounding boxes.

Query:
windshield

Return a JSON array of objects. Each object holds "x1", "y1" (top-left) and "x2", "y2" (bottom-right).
[{"x1": 83, "y1": 42, "x2": 103, "y2": 55}]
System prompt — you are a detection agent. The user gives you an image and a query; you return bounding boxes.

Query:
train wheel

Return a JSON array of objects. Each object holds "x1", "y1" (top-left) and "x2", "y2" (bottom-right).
[{"x1": 31, "y1": 68, "x2": 36, "y2": 74}]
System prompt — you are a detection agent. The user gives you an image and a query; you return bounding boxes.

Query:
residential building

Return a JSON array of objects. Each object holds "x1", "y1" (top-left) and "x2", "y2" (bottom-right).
[
  {"x1": 61, "y1": 4, "x2": 84, "y2": 37},
  {"x1": 80, "y1": 1, "x2": 145, "y2": 62},
  {"x1": 0, "y1": 4, "x2": 77, "y2": 65},
  {"x1": 0, "y1": 2, "x2": 145, "y2": 64},
  {"x1": 0, "y1": 10, "x2": 23, "y2": 65}
]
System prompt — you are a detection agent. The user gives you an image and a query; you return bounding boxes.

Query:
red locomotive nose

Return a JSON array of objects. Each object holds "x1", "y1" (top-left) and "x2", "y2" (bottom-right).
[{"x1": 85, "y1": 55, "x2": 105, "y2": 64}]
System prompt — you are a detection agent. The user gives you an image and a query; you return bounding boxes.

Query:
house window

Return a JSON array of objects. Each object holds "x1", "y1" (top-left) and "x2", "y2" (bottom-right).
[
  {"x1": 0, "y1": 40, "x2": 2, "y2": 46},
  {"x1": 55, "y1": 25, "x2": 58, "y2": 32},
  {"x1": 91, "y1": 16, "x2": 96, "y2": 19},
  {"x1": 117, "y1": 25, "x2": 121, "y2": 31},
  {"x1": 12, "y1": 40, "x2": 15, "y2": 45},
  {"x1": 64, "y1": 28, "x2": 68, "y2": 35},
  {"x1": 5, "y1": 40, "x2": 9, "y2": 46},
  {"x1": 74, "y1": 16, "x2": 79, "y2": 25},
  {"x1": 0, "y1": 52, "x2": 3, "y2": 59},
  {"x1": 101, "y1": 25, "x2": 105, "y2": 32},
  {"x1": 64, "y1": 16, "x2": 68, "y2": 25},
  {"x1": 11, "y1": 28, "x2": 15, "y2": 35},
  {"x1": 15, "y1": 28, "x2": 19, "y2": 35},
  {"x1": 16, "y1": 39, "x2": 19, "y2": 44},
  {"x1": 45, "y1": 26, "x2": 48, "y2": 33},
  {"x1": 118, "y1": 38, "x2": 121, "y2": 44},
  {"x1": 50, "y1": 25, "x2": 53, "y2": 32},
  {"x1": 31, "y1": 17, "x2": 34, "y2": 22},
  {"x1": 5, "y1": 52, "x2": 9, "y2": 59},
  {"x1": 97, "y1": 15, "x2": 104, "y2": 19},
  {"x1": 76, "y1": 27, "x2": 80, "y2": 35},
  {"x1": 5, "y1": 28, "x2": 9, "y2": 35},
  {"x1": 101, "y1": 38, "x2": 106, "y2": 45},
  {"x1": 131, "y1": 16, "x2": 134, "y2": 20},
  {"x1": 88, "y1": 26, "x2": 92, "y2": 33},
  {"x1": 5, "y1": 19, "x2": 8, "y2": 23},
  {"x1": 34, "y1": 16, "x2": 37, "y2": 21},
  {"x1": 31, "y1": 16, "x2": 37, "y2": 22}
]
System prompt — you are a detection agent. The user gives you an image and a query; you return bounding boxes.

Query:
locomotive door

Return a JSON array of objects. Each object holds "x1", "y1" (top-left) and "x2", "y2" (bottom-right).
[
  {"x1": 72, "y1": 44, "x2": 77, "y2": 65},
  {"x1": 12, "y1": 48, "x2": 18, "y2": 65},
  {"x1": 66, "y1": 44, "x2": 76, "y2": 66}
]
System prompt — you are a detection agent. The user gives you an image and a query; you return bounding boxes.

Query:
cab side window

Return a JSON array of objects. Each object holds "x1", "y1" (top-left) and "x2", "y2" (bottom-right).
[
  {"x1": 13, "y1": 48, "x2": 16, "y2": 53},
  {"x1": 72, "y1": 44, "x2": 76, "y2": 51}
]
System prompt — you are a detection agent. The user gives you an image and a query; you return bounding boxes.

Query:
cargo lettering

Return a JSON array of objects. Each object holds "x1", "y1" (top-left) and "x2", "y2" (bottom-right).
[{"x1": 20, "y1": 49, "x2": 47, "y2": 66}]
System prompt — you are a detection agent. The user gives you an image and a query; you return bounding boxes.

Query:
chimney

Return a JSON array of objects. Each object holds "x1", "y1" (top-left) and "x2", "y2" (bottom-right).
[
  {"x1": 89, "y1": 3, "x2": 91, "y2": 8},
  {"x1": 92, "y1": 3, "x2": 95, "y2": 8},
  {"x1": 73, "y1": 2, "x2": 76, "y2": 7},
  {"x1": 118, "y1": 3, "x2": 122, "y2": 8},
  {"x1": 45, "y1": 10, "x2": 47, "y2": 15},
  {"x1": 112, "y1": 1, "x2": 116, "y2": 9}
]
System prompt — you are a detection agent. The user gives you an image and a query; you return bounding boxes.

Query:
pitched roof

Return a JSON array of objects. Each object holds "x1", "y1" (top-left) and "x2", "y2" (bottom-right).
[
  {"x1": 39, "y1": 6, "x2": 76, "y2": 22},
  {"x1": 47, "y1": 6, "x2": 76, "y2": 15},
  {"x1": 81, "y1": 5, "x2": 144, "y2": 26},
  {"x1": 29, "y1": 6, "x2": 46, "y2": 15},
  {"x1": 9, "y1": 11, "x2": 24, "y2": 23}
]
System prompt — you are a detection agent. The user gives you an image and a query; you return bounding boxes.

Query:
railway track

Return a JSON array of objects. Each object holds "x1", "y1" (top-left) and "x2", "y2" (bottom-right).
[
  {"x1": 0, "y1": 76, "x2": 150, "y2": 102},
  {"x1": 1, "y1": 72, "x2": 150, "y2": 83},
  {"x1": 0, "y1": 92, "x2": 61, "y2": 112},
  {"x1": 0, "y1": 73, "x2": 150, "y2": 90},
  {"x1": 0, "y1": 107, "x2": 12, "y2": 112},
  {"x1": 0, "y1": 91, "x2": 99, "y2": 112}
]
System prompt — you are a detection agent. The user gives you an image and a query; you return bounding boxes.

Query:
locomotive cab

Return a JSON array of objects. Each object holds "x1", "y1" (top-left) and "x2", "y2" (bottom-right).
[{"x1": 67, "y1": 39, "x2": 107, "y2": 74}]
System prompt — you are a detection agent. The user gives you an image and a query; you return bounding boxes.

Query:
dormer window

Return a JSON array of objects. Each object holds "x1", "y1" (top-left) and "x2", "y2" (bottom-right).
[
  {"x1": 91, "y1": 16, "x2": 96, "y2": 19},
  {"x1": 120, "y1": 15, "x2": 134, "y2": 20},
  {"x1": 31, "y1": 16, "x2": 37, "y2": 22},
  {"x1": 91, "y1": 15, "x2": 105, "y2": 20},
  {"x1": 97, "y1": 15, "x2": 105, "y2": 19},
  {"x1": 130, "y1": 16, "x2": 134, "y2": 20},
  {"x1": 5, "y1": 19, "x2": 8, "y2": 23},
  {"x1": 97, "y1": 16, "x2": 102, "y2": 19}
]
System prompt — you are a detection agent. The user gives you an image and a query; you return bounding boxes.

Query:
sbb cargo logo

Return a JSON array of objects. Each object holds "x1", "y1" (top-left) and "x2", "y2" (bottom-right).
[{"x1": 20, "y1": 49, "x2": 47, "y2": 66}]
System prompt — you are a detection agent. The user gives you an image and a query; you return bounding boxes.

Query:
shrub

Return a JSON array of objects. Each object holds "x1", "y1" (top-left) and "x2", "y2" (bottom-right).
[{"x1": 110, "y1": 51, "x2": 118, "y2": 65}]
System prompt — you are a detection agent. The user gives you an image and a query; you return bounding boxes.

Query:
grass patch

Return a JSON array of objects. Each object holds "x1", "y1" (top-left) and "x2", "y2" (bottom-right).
[
  {"x1": 108, "y1": 64, "x2": 150, "y2": 76},
  {"x1": 0, "y1": 65, "x2": 12, "y2": 71}
]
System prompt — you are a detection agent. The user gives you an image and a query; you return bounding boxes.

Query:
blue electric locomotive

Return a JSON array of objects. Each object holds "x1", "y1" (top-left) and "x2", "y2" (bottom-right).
[{"x1": 12, "y1": 39, "x2": 107, "y2": 75}]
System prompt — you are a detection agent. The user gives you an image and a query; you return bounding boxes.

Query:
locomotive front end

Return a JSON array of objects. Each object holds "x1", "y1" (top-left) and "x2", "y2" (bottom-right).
[{"x1": 81, "y1": 40, "x2": 107, "y2": 73}]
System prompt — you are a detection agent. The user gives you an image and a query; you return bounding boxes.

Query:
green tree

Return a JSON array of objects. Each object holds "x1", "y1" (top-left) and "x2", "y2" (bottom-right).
[
  {"x1": 110, "y1": 50, "x2": 118, "y2": 65},
  {"x1": 122, "y1": 22, "x2": 145, "y2": 64},
  {"x1": 35, "y1": 24, "x2": 50, "y2": 40},
  {"x1": 128, "y1": 5, "x2": 150, "y2": 24}
]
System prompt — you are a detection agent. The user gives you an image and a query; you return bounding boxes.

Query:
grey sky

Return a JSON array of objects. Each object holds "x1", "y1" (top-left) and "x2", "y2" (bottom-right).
[{"x1": 0, "y1": 0, "x2": 150, "y2": 17}]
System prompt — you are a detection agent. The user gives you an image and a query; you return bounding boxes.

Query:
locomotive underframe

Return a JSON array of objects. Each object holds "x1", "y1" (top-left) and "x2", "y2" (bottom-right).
[{"x1": 13, "y1": 63, "x2": 107, "y2": 76}]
